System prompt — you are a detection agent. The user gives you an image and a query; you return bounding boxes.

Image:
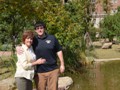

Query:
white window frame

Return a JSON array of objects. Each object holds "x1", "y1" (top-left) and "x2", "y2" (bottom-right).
[
  {"x1": 111, "y1": 0, "x2": 118, "y2": 3},
  {"x1": 91, "y1": 0, "x2": 96, "y2": 3}
]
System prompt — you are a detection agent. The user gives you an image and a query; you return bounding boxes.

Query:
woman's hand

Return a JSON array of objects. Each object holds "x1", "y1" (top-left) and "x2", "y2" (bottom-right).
[
  {"x1": 32, "y1": 58, "x2": 46, "y2": 66},
  {"x1": 36, "y1": 58, "x2": 46, "y2": 64}
]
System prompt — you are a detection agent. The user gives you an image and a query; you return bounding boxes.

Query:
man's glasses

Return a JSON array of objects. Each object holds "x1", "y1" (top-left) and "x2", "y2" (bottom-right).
[{"x1": 36, "y1": 26, "x2": 44, "y2": 30}]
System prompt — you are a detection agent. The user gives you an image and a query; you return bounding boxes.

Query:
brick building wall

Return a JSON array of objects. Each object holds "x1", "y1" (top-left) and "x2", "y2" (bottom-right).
[{"x1": 92, "y1": 0, "x2": 120, "y2": 28}]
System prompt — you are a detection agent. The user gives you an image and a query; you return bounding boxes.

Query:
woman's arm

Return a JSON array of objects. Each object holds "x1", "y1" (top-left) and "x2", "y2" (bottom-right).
[
  {"x1": 17, "y1": 53, "x2": 46, "y2": 70},
  {"x1": 32, "y1": 58, "x2": 46, "y2": 66}
]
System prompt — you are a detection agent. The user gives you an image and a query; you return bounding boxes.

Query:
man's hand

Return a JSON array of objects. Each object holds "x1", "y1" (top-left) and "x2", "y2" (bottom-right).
[
  {"x1": 16, "y1": 46, "x2": 24, "y2": 54},
  {"x1": 60, "y1": 65, "x2": 65, "y2": 73}
]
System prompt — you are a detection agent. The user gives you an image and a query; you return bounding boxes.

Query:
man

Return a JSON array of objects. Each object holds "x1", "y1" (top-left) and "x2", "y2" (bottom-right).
[{"x1": 33, "y1": 21, "x2": 65, "y2": 90}]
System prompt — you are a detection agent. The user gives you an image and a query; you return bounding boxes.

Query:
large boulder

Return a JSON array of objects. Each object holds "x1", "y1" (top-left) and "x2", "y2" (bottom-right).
[
  {"x1": 58, "y1": 76, "x2": 73, "y2": 90},
  {"x1": 0, "y1": 78, "x2": 16, "y2": 90},
  {"x1": 101, "y1": 42, "x2": 112, "y2": 49}
]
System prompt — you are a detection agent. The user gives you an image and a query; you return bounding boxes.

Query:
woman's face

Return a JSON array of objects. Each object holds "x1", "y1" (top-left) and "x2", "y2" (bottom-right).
[{"x1": 24, "y1": 37, "x2": 33, "y2": 48}]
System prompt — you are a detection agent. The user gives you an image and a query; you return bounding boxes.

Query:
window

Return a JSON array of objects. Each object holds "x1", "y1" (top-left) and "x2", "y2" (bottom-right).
[
  {"x1": 65, "y1": 0, "x2": 68, "y2": 3},
  {"x1": 111, "y1": 8, "x2": 117, "y2": 14},
  {"x1": 111, "y1": 0, "x2": 118, "y2": 3},
  {"x1": 91, "y1": 0, "x2": 96, "y2": 3}
]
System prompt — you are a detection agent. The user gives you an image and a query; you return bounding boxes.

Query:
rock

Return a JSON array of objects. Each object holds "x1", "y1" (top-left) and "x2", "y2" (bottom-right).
[
  {"x1": 0, "y1": 78, "x2": 16, "y2": 90},
  {"x1": 101, "y1": 42, "x2": 112, "y2": 49},
  {"x1": 58, "y1": 76, "x2": 73, "y2": 90}
]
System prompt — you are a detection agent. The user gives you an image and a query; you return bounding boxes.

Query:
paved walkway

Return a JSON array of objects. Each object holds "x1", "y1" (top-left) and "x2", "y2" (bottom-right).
[
  {"x1": 94, "y1": 58, "x2": 120, "y2": 62},
  {"x1": 0, "y1": 51, "x2": 12, "y2": 56}
]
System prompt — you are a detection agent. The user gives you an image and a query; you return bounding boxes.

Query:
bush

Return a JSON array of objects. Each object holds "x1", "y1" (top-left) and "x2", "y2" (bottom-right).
[{"x1": 0, "y1": 44, "x2": 12, "y2": 51}]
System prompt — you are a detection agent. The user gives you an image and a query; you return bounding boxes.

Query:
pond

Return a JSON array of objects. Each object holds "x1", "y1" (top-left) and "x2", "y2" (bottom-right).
[
  {"x1": 66, "y1": 61, "x2": 120, "y2": 90},
  {"x1": 67, "y1": 65, "x2": 96, "y2": 90}
]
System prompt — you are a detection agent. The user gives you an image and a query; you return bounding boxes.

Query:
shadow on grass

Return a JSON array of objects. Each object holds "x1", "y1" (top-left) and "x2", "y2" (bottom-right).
[
  {"x1": 115, "y1": 47, "x2": 120, "y2": 52},
  {"x1": 94, "y1": 45, "x2": 102, "y2": 48},
  {"x1": 0, "y1": 70, "x2": 10, "y2": 75}
]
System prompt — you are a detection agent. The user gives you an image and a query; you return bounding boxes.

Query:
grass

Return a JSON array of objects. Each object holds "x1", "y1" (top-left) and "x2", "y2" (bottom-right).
[
  {"x1": 91, "y1": 43, "x2": 120, "y2": 59},
  {"x1": 0, "y1": 56, "x2": 15, "y2": 80}
]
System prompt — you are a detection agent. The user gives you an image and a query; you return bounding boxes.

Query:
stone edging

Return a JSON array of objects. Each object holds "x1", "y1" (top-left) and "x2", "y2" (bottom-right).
[{"x1": 94, "y1": 58, "x2": 120, "y2": 62}]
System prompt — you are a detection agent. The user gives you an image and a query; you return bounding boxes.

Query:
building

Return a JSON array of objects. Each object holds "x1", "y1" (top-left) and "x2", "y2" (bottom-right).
[
  {"x1": 63, "y1": 0, "x2": 120, "y2": 28},
  {"x1": 92, "y1": 0, "x2": 120, "y2": 28}
]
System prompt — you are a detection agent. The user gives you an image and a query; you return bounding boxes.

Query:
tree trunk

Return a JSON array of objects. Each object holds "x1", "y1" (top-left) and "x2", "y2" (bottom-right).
[{"x1": 12, "y1": 35, "x2": 16, "y2": 55}]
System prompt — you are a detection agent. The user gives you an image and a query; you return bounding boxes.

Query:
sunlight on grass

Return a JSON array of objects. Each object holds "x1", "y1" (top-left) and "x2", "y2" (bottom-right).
[{"x1": 91, "y1": 44, "x2": 120, "y2": 59}]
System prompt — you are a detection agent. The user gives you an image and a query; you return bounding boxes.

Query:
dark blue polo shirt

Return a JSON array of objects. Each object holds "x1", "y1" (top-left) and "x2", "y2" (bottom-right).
[{"x1": 32, "y1": 33, "x2": 62, "y2": 73}]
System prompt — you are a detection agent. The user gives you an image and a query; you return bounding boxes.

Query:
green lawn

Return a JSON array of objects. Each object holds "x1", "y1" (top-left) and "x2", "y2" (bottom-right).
[{"x1": 91, "y1": 44, "x2": 120, "y2": 59}]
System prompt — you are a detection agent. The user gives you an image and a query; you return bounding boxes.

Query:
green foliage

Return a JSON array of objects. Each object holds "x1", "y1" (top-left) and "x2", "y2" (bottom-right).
[
  {"x1": 100, "y1": 13, "x2": 120, "y2": 41},
  {"x1": 0, "y1": 0, "x2": 95, "y2": 71},
  {"x1": 102, "y1": 0, "x2": 112, "y2": 14},
  {"x1": 0, "y1": 54, "x2": 17, "y2": 80},
  {"x1": 117, "y1": 6, "x2": 120, "y2": 13},
  {"x1": 0, "y1": 0, "x2": 36, "y2": 53},
  {"x1": 10, "y1": 54, "x2": 17, "y2": 72},
  {"x1": 0, "y1": 44, "x2": 12, "y2": 51},
  {"x1": 30, "y1": 0, "x2": 87, "y2": 70}
]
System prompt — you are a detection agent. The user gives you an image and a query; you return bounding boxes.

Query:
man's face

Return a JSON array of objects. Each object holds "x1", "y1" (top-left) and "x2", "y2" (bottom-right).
[{"x1": 35, "y1": 26, "x2": 45, "y2": 36}]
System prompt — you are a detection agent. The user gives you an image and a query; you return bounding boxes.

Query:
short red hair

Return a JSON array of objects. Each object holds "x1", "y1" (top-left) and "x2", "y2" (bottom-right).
[{"x1": 22, "y1": 30, "x2": 34, "y2": 44}]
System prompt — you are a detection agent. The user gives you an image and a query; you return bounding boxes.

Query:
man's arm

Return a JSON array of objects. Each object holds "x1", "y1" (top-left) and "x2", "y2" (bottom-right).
[
  {"x1": 16, "y1": 45, "x2": 24, "y2": 54},
  {"x1": 57, "y1": 50, "x2": 65, "y2": 73}
]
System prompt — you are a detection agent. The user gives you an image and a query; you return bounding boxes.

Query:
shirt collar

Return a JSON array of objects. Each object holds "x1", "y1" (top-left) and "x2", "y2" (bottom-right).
[
  {"x1": 22, "y1": 44, "x2": 32, "y2": 50},
  {"x1": 37, "y1": 32, "x2": 47, "y2": 39}
]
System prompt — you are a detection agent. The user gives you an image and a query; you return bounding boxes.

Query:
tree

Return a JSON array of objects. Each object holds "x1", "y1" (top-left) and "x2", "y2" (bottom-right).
[
  {"x1": 0, "y1": 0, "x2": 36, "y2": 53},
  {"x1": 102, "y1": 0, "x2": 112, "y2": 14},
  {"x1": 0, "y1": 0, "x2": 95, "y2": 70},
  {"x1": 100, "y1": 13, "x2": 120, "y2": 42}
]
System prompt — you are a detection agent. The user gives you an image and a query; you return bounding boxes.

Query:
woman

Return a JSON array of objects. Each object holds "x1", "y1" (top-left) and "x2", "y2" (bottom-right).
[{"x1": 15, "y1": 30, "x2": 46, "y2": 90}]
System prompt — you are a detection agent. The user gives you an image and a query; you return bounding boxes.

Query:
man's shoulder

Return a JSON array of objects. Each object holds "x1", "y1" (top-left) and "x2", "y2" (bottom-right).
[{"x1": 47, "y1": 34, "x2": 56, "y2": 39}]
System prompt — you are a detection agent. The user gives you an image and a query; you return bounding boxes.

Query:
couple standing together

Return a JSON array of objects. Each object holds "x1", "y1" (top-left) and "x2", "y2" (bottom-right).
[{"x1": 15, "y1": 21, "x2": 65, "y2": 90}]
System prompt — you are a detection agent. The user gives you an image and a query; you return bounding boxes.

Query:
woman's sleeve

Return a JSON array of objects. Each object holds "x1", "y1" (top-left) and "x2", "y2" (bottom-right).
[{"x1": 17, "y1": 52, "x2": 32, "y2": 70}]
